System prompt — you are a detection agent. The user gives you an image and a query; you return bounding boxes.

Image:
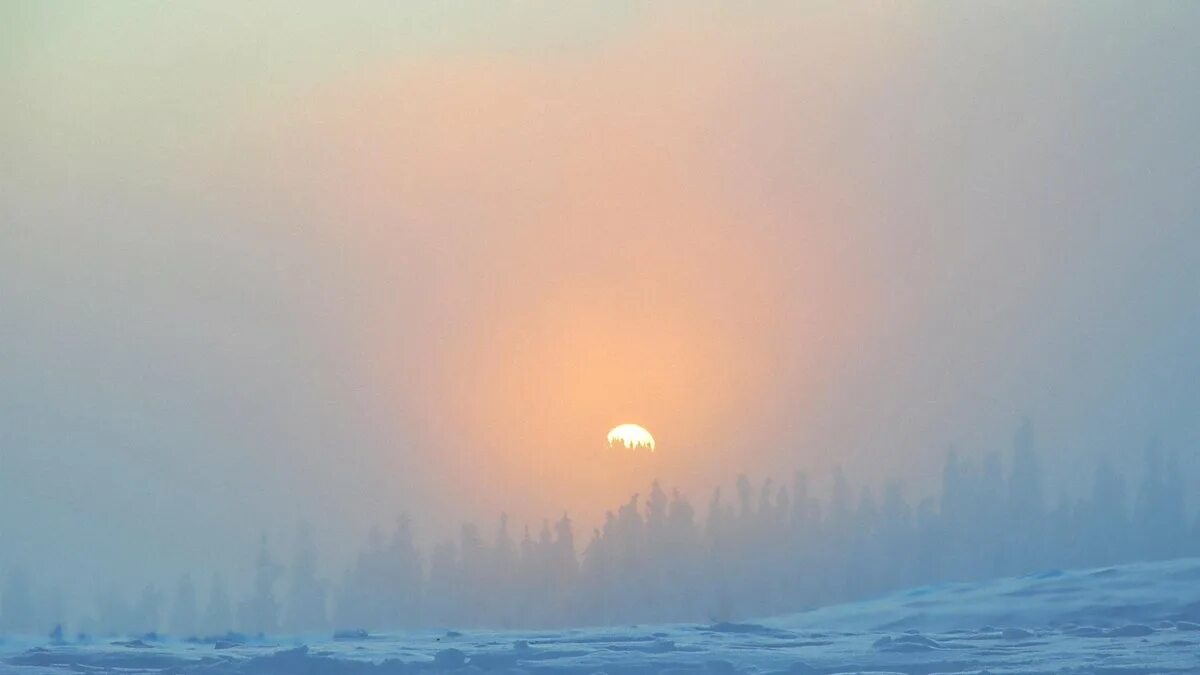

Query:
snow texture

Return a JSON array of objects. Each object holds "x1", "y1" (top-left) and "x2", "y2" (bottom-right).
[{"x1": 2, "y1": 557, "x2": 1199, "y2": 674}]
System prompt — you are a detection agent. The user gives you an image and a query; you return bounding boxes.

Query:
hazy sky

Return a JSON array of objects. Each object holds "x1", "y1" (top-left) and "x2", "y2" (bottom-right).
[{"x1": 2, "y1": 2, "x2": 1199, "y2": 612}]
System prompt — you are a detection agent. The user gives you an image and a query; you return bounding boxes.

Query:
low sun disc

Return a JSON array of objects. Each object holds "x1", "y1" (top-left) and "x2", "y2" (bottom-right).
[{"x1": 607, "y1": 423, "x2": 656, "y2": 451}]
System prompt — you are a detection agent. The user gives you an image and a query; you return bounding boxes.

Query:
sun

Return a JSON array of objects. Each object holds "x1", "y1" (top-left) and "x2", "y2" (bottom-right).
[{"x1": 607, "y1": 423, "x2": 656, "y2": 451}]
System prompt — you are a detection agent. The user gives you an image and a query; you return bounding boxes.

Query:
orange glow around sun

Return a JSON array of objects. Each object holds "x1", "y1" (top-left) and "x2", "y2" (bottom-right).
[{"x1": 264, "y1": 14, "x2": 874, "y2": 532}]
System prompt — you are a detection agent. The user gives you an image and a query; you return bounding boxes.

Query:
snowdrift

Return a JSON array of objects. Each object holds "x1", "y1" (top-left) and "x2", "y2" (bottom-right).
[
  {"x1": 3, "y1": 557, "x2": 1199, "y2": 675},
  {"x1": 771, "y1": 556, "x2": 1200, "y2": 633}
]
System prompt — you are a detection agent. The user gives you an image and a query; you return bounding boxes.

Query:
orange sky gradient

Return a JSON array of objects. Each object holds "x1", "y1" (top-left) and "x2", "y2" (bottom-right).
[
  {"x1": 261, "y1": 10, "x2": 878, "y2": 531},
  {"x1": 4, "y1": 1, "x2": 1199, "y2": 602}
]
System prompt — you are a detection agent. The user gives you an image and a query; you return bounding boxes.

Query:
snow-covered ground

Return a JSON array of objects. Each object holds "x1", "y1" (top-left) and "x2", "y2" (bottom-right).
[{"x1": 4, "y1": 557, "x2": 1200, "y2": 674}]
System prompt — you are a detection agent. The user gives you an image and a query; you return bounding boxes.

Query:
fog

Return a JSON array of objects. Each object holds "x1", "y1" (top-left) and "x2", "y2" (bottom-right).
[{"x1": 1, "y1": 2, "x2": 1198, "y2": 628}]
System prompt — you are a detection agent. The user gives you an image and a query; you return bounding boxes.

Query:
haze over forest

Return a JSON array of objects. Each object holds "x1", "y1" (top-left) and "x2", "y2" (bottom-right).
[{"x1": 2, "y1": 1, "x2": 1199, "y2": 629}]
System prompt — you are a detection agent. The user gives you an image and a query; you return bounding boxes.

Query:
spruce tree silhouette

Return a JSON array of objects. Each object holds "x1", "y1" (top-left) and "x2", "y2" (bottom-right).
[
  {"x1": 169, "y1": 574, "x2": 197, "y2": 637},
  {"x1": 283, "y1": 522, "x2": 327, "y2": 633},
  {"x1": 203, "y1": 573, "x2": 232, "y2": 637},
  {"x1": 238, "y1": 535, "x2": 282, "y2": 635}
]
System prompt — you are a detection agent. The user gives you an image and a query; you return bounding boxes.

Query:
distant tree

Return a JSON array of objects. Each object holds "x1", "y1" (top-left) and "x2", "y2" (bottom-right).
[
  {"x1": 132, "y1": 584, "x2": 162, "y2": 634},
  {"x1": 1007, "y1": 417, "x2": 1046, "y2": 571},
  {"x1": 850, "y1": 485, "x2": 882, "y2": 598},
  {"x1": 705, "y1": 487, "x2": 727, "y2": 539},
  {"x1": 879, "y1": 481, "x2": 914, "y2": 588},
  {"x1": 830, "y1": 465, "x2": 853, "y2": 526},
  {"x1": 664, "y1": 488, "x2": 704, "y2": 618},
  {"x1": 38, "y1": 587, "x2": 65, "y2": 638},
  {"x1": 531, "y1": 520, "x2": 556, "y2": 623},
  {"x1": 737, "y1": 474, "x2": 754, "y2": 519},
  {"x1": 1134, "y1": 439, "x2": 1188, "y2": 560},
  {"x1": 459, "y1": 523, "x2": 486, "y2": 625},
  {"x1": 757, "y1": 477, "x2": 775, "y2": 520},
  {"x1": 493, "y1": 514, "x2": 516, "y2": 577},
  {"x1": 1084, "y1": 456, "x2": 1129, "y2": 564},
  {"x1": 579, "y1": 525, "x2": 610, "y2": 624},
  {"x1": 646, "y1": 481, "x2": 669, "y2": 535},
  {"x1": 790, "y1": 471, "x2": 818, "y2": 529},
  {"x1": 1134, "y1": 438, "x2": 1167, "y2": 560},
  {"x1": 550, "y1": 513, "x2": 578, "y2": 622},
  {"x1": 774, "y1": 483, "x2": 792, "y2": 528},
  {"x1": 977, "y1": 452, "x2": 1008, "y2": 576},
  {"x1": 169, "y1": 573, "x2": 198, "y2": 637},
  {"x1": 203, "y1": 573, "x2": 233, "y2": 635},
  {"x1": 915, "y1": 497, "x2": 941, "y2": 585},
  {"x1": 283, "y1": 522, "x2": 327, "y2": 633},
  {"x1": 383, "y1": 516, "x2": 424, "y2": 627},
  {"x1": 335, "y1": 525, "x2": 383, "y2": 630},
  {"x1": 1047, "y1": 489, "x2": 1082, "y2": 568},
  {"x1": 938, "y1": 449, "x2": 971, "y2": 580},
  {"x1": 238, "y1": 535, "x2": 283, "y2": 634},
  {"x1": 489, "y1": 514, "x2": 518, "y2": 626}
]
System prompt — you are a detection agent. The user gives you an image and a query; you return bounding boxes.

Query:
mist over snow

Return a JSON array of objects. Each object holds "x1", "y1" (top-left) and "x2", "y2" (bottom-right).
[
  {"x1": 1, "y1": 5, "x2": 1199, "y2": 670},
  {"x1": 2, "y1": 420, "x2": 1199, "y2": 638}
]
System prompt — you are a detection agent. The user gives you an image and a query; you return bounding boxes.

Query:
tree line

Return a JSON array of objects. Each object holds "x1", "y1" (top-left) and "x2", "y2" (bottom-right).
[{"x1": 1, "y1": 420, "x2": 1196, "y2": 636}]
